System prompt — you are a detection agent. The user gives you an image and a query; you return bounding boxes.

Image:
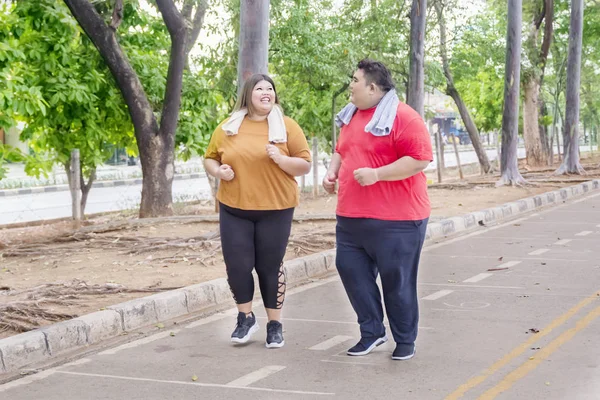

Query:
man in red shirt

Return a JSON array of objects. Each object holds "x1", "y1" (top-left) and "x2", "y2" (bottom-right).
[{"x1": 323, "y1": 59, "x2": 433, "y2": 360}]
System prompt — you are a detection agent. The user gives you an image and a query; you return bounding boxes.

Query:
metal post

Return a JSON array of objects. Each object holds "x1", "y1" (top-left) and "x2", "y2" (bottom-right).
[
  {"x1": 451, "y1": 135, "x2": 464, "y2": 180},
  {"x1": 312, "y1": 137, "x2": 319, "y2": 197},
  {"x1": 434, "y1": 127, "x2": 442, "y2": 183},
  {"x1": 70, "y1": 149, "x2": 82, "y2": 228}
]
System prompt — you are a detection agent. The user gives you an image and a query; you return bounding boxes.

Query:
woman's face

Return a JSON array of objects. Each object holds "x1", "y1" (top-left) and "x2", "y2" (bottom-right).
[{"x1": 250, "y1": 80, "x2": 275, "y2": 116}]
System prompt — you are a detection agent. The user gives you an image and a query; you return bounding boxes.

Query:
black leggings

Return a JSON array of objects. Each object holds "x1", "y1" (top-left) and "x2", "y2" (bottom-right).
[{"x1": 219, "y1": 203, "x2": 294, "y2": 309}]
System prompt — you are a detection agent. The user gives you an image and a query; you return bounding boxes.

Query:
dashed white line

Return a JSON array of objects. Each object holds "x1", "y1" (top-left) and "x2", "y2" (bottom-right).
[
  {"x1": 309, "y1": 335, "x2": 353, "y2": 351},
  {"x1": 98, "y1": 329, "x2": 180, "y2": 355},
  {"x1": 0, "y1": 370, "x2": 56, "y2": 393},
  {"x1": 422, "y1": 290, "x2": 454, "y2": 301},
  {"x1": 463, "y1": 273, "x2": 494, "y2": 283},
  {"x1": 56, "y1": 371, "x2": 334, "y2": 396},
  {"x1": 575, "y1": 231, "x2": 593, "y2": 236},
  {"x1": 321, "y1": 359, "x2": 380, "y2": 366},
  {"x1": 495, "y1": 261, "x2": 522, "y2": 269},
  {"x1": 554, "y1": 239, "x2": 573, "y2": 245},
  {"x1": 61, "y1": 358, "x2": 92, "y2": 367},
  {"x1": 226, "y1": 365, "x2": 286, "y2": 387},
  {"x1": 528, "y1": 249, "x2": 550, "y2": 256}
]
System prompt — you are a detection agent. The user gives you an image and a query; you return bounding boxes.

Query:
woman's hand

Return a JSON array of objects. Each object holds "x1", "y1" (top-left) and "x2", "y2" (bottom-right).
[
  {"x1": 266, "y1": 144, "x2": 286, "y2": 165},
  {"x1": 217, "y1": 164, "x2": 235, "y2": 181}
]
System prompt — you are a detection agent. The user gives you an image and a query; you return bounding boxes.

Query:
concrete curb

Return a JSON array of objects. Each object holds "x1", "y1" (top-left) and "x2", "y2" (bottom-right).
[
  {"x1": 1, "y1": 179, "x2": 598, "y2": 374},
  {"x1": 0, "y1": 172, "x2": 206, "y2": 197},
  {"x1": 425, "y1": 179, "x2": 600, "y2": 241},
  {"x1": 0, "y1": 249, "x2": 336, "y2": 374}
]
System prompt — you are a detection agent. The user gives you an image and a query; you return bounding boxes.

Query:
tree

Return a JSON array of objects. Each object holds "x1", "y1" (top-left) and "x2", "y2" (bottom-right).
[
  {"x1": 10, "y1": 0, "x2": 135, "y2": 214},
  {"x1": 434, "y1": 0, "x2": 492, "y2": 173},
  {"x1": 554, "y1": 0, "x2": 584, "y2": 174},
  {"x1": 498, "y1": 0, "x2": 527, "y2": 186},
  {"x1": 407, "y1": 0, "x2": 426, "y2": 116},
  {"x1": 237, "y1": 0, "x2": 269, "y2": 89},
  {"x1": 62, "y1": 0, "x2": 207, "y2": 217},
  {"x1": 522, "y1": 0, "x2": 553, "y2": 167}
]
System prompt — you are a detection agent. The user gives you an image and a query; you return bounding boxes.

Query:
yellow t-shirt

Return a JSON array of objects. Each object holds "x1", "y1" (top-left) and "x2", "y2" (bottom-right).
[{"x1": 205, "y1": 116, "x2": 312, "y2": 210}]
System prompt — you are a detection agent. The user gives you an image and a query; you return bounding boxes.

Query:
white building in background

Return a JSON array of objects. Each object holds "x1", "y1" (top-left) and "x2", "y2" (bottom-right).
[{"x1": 0, "y1": 122, "x2": 29, "y2": 153}]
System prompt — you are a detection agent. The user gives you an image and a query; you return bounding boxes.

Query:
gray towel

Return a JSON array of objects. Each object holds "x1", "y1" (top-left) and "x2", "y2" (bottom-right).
[{"x1": 335, "y1": 89, "x2": 400, "y2": 136}]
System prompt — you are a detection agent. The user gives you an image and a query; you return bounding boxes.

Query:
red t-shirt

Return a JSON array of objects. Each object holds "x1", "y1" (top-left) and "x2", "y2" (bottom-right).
[{"x1": 335, "y1": 102, "x2": 433, "y2": 221}]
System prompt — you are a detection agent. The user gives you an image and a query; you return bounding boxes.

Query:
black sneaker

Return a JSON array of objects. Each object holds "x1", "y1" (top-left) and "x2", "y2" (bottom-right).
[
  {"x1": 392, "y1": 343, "x2": 416, "y2": 360},
  {"x1": 231, "y1": 312, "x2": 259, "y2": 344},
  {"x1": 347, "y1": 335, "x2": 388, "y2": 356},
  {"x1": 265, "y1": 320, "x2": 285, "y2": 348}
]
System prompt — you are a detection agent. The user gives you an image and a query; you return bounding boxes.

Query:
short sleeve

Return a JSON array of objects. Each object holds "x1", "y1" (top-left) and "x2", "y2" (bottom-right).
[
  {"x1": 204, "y1": 120, "x2": 226, "y2": 161},
  {"x1": 284, "y1": 117, "x2": 312, "y2": 162},
  {"x1": 394, "y1": 117, "x2": 433, "y2": 161}
]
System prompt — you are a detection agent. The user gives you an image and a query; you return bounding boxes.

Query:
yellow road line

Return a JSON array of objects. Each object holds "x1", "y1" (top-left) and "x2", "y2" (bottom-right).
[
  {"x1": 445, "y1": 291, "x2": 600, "y2": 400},
  {"x1": 478, "y1": 304, "x2": 600, "y2": 399}
]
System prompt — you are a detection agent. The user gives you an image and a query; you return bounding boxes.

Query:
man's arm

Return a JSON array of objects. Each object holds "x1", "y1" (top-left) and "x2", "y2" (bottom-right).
[
  {"x1": 323, "y1": 152, "x2": 342, "y2": 194},
  {"x1": 353, "y1": 156, "x2": 430, "y2": 186}
]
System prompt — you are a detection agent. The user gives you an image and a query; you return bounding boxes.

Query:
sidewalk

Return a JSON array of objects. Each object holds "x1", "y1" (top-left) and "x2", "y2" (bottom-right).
[{"x1": 1, "y1": 180, "x2": 599, "y2": 399}]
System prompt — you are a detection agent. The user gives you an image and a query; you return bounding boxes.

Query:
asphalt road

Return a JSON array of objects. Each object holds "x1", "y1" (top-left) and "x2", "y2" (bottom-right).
[{"x1": 2, "y1": 189, "x2": 599, "y2": 399}]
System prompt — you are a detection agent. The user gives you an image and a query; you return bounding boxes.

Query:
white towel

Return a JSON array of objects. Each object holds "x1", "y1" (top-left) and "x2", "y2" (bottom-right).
[
  {"x1": 222, "y1": 105, "x2": 287, "y2": 143},
  {"x1": 335, "y1": 89, "x2": 400, "y2": 137}
]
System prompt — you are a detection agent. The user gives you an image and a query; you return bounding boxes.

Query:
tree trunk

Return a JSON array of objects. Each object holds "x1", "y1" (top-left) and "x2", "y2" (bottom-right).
[
  {"x1": 80, "y1": 168, "x2": 96, "y2": 216},
  {"x1": 539, "y1": 100, "x2": 550, "y2": 159},
  {"x1": 434, "y1": 1, "x2": 492, "y2": 173},
  {"x1": 498, "y1": 0, "x2": 526, "y2": 186},
  {"x1": 237, "y1": 0, "x2": 269, "y2": 91},
  {"x1": 523, "y1": 78, "x2": 546, "y2": 167},
  {"x1": 63, "y1": 0, "x2": 190, "y2": 218},
  {"x1": 555, "y1": 0, "x2": 584, "y2": 175},
  {"x1": 407, "y1": 0, "x2": 426, "y2": 117}
]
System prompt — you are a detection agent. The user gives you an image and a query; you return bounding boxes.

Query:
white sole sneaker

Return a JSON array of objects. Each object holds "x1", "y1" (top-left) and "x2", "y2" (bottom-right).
[
  {"x1": 392, "y1": 345, "x2": 416, "y2": 360},
  {"x1": 265, "y1": 340, "x2": 285, "y2": 349},
  {"x1": 231, "y1": 322, "x2": 259, "y2": 344},
  {"x1": 347, "y1": 336, "x2": 388, "y2": 356}
]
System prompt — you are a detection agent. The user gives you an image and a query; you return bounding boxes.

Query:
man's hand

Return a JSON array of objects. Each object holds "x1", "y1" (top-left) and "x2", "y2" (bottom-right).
[
  {"x1": 322, "y1": 171, "x2": 338, "y2": 194},
  {"x1": 217, "y1": 164, "x2": 235, "y2": 181},
  {"x1": 353, "y1": 168, "x2": 378, "y2": 186}
]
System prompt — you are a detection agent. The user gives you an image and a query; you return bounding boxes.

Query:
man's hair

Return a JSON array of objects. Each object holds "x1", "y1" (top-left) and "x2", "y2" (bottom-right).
[
  {"x1": 234, "y1": 74, "x2": 280, "y2": 116},
  {"x1": 357, "y1": 59, "x2": 395, "y2": 92}
]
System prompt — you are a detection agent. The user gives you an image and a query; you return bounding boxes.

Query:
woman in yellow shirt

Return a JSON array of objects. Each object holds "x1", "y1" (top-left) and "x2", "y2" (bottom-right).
[{"x1": 204, "y1": 74, "x2": 311, "y2": 348}]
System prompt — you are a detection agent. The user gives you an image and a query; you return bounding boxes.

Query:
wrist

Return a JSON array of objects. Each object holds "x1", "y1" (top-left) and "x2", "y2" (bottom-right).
[{"x1": 374, "y1": 168, "x2": 380, "y2": 182}]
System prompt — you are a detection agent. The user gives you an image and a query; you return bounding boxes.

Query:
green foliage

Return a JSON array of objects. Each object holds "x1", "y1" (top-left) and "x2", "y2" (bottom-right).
[{"x1": 449, "y1": 6, "x2": 506, "y2": 133}]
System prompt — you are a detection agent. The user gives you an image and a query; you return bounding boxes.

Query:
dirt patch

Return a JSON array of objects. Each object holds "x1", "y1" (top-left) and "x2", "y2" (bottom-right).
[{"x1": 1, "y1": 154, "x2": 599, "y2": 337}]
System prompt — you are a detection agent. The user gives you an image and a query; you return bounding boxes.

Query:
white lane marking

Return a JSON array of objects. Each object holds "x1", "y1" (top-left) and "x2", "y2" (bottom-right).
[
  {"x1": 185, "y1": 277, "x2": 340, "y2": 330},
  {"x1": 463, "y1": 273, "x2": 494, "y2": 283},
  {"x1": 185, "y1": 312, "x2": 236, "y2": 329},
  {"x1": 61, "y1": 358, "x2": 91, "y2": 368},
  {"x1": 575, "y1": 231, "x2": 593, "y2": 236},
  {"x1": 425, "y1": 254, "x2": 584, "y2": 262},
  {"x1": 554, "y1": 239, "x2": 573, "y2": 245},
  {"x1": 226, "y1": 365, "x2": 286, "y2": 387},
  {"x1": 98, "y1": 329, "x2": 180, "y2": 355},
  {"x1": 309, "y1": 335, "x2": 353, "y2": 351},
  {"x1": 321, "y1": 359, "x2": 379, "y2": 366},
  {"x1": 56, "y1": 371, "x2": 334, "y2": 396},
  {"x1": 257, "y1": 316, "x2": 433, "y2": 329},
  {"x1": 528, "y1": 249, "x2": 550, "y2": 256},
  {"x1": 0, "y1": 370, "x2": 56, "y2": 392},
  {"x1": 493, "y1": 261, "x2": 522, "y2": 269},
  {"x1": 597, "y1": 224, "x2": 600, "y2": 228},
  {"x1": 421, "y1": 290, "x2": 454, "y2": 301},
  {"x1": 420, "y1": 283, "x2": 524, "y2": 289}
]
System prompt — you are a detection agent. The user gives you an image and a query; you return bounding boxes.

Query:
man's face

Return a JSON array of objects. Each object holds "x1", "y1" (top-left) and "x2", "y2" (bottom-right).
[{"x1": 349, "y1": 69, "x2": 378, "y2": 110}]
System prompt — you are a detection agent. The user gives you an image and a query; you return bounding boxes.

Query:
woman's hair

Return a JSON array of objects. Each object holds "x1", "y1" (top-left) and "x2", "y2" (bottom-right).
[{"x1": 233, "y1": 74, "x2": 280, "y2": 116}]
